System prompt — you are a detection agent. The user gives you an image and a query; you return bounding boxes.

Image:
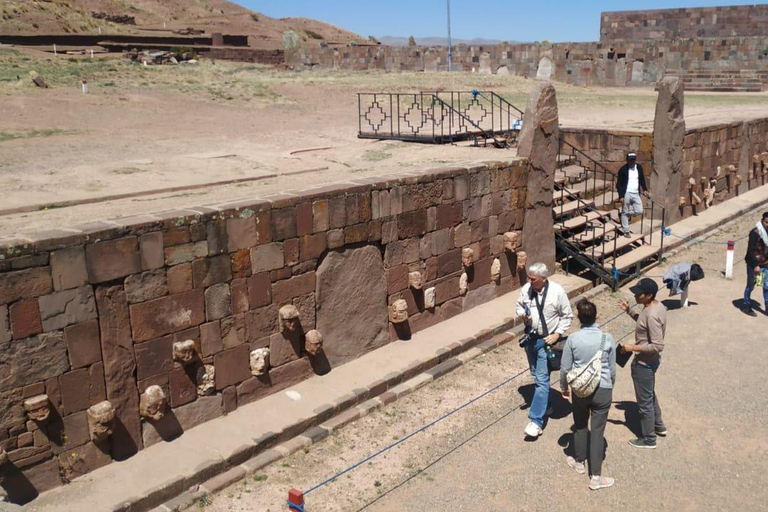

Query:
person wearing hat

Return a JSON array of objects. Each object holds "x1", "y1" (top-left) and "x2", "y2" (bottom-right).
[
  {"x1": 742, "y1": 211, "x2": 768, "y2": 316},
  {"x1": 618, "y1": 277, "x2": 668, "y2": 449},
  {"x1": 616, "y1": 152, "x2": 650, "y2": 238}
]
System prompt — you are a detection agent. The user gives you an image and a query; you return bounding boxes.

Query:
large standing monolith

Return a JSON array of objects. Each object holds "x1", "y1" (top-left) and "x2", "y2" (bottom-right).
[
  {"x1": 517, "y1": 82, "x2": 558, "y2": 271},
  {"x1": 651, "y1": 76, "x2": 685, "y2": 224}
]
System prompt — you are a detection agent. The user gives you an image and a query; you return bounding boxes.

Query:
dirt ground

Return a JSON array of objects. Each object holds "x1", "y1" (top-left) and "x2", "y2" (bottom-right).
[
  {"x1": 200, "y1": 211, "x2": 768, "y2": 512},
  {"x1": 3, "y1": 48, "x2": 768, "y2": 235}
]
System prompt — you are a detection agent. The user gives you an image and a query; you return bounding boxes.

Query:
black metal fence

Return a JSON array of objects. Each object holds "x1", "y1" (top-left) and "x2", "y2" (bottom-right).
[{"x1": 357, "y1": 91, "x2": 523, "y2": 145}]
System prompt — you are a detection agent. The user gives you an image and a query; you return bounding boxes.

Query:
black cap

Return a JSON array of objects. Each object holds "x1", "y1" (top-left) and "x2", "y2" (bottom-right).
[
  {"x1": 629, "y1": 277, "x2": 658, "y2": 295},
  {"x1": 627, "y1": 152, "x2": 637, "y2": 159}
]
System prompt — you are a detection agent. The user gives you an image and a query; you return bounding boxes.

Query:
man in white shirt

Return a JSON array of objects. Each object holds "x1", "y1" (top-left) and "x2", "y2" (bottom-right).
[
  {"x1": 616, "y1": 152, "x2": 650, "y2": 237},
  {"x1": 515, "y1": 262, "x2": 573, "y2": 437}
]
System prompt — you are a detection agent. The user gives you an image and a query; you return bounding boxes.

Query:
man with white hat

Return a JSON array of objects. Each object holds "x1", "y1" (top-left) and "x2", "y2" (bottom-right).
[{"x1": 616, "y1": 152, "x2": 650, "y2": 238}]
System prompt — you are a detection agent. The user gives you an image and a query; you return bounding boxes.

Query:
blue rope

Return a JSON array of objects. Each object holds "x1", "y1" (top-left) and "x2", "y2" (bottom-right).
[
  {"x1": 287, "y1": 501, "x2": 307, "y2": 512},
  {"x1": 302, "y1": 366, "x2": 530, "y2": 496},
  {"x1": 661, "y1": 226, "x2": 750, "y2": 245}
]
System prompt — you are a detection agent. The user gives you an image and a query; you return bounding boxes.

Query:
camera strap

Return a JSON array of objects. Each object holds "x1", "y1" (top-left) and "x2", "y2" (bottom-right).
[{"x1": 531, "y1": 281, "x2": 549, "y2": 338}]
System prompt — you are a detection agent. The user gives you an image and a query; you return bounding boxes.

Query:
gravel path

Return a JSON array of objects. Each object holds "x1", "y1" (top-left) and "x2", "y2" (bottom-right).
[{"x1": 203, "y1": 212, "x2": 768, "y2": 512}]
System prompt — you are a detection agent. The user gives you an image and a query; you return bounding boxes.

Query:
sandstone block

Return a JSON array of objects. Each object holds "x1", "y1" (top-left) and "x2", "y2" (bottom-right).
[
  {"x1": 192, "y1": 255, "x2": 232, "y2": 288},
  {"x1": 268, "y1": 357, "x2": 313, "y2": 392},
  {"x1": 164, "y1": 241, "x2": 208, "y2": 266},
  {"x1": 134, "y1": 335, "x2": 174, "y2": 381},
  {"x1": 10, "y1": 298, "x2": 43, "y2": 339},
  {"x1": 231, "y1": 249, "x2": 252, "y2": 279},
  {"x1": 231, "y1": 278, "x2": 249, "y2": 314},
  {"x1": 397, "y1": 210, "x2": 428, "y2": 239},
  {"x1": 142, "y1": 394, "x2": 222, "y2": 448},
  {"x1": 271, "y1": 207, "x2": 297, "y2": 241},
  {"x1": 0, "y1": 267, "x2": 53, "y2": 306},
  {"x1": 206, "y1": 220, "x2": 228, "y2": 256},
  {"x1": 296, "y1": 202, "x2": 313, "y2": 236},
  {"x1": 124, "y1": 269, "x2": 168, "y2": 304},
  {"x1": 269, "y1": 332, "x2": 301, "y2": 367},
  {"x1": 168, "y1": 365, "x2": 197, "y2": 408},
  {"x1": 50, "y1": 246, "x2": 88, "y2": 291},
  {"x1": 64, "y1": 319, "x2": 101, "y2": 369},
  {"x1": 236, "y1": 375, "x2": 272, "y2": 406},
  {"x1": 205, "y1": 283, "x2": 232, "y2": 321},
  {"x1": 386, "y1": 265, "x2": 409, "y2": 294},
  {"x1": 38, "y1": 286, "x2": 98, "y2": 332},
  {"x1": 247, "y1": 272, "x2": 272, "y2": 309},
  {"x1": 251, "y1": 243, "x2": 284, "y2": 273},
  {"x1": 85, "y1": 237, "x2": 142, "y2": 284},
  {"x1": 226, "y1": 216, "x2": 257, "y2": 252},
  {"x1": 129, "y1": 289, "x2": 205, "y2": 342},
  {"x1": 59, "y1": 369, "x2": 92, "y2": 415},
  {"x1": 0, "y1": 304, "x2": 9, "y2": 343},
  {"x1": 437, "y1": 249, "x2": 461, "y2": 277},
  {"x1": 272, "y1": 272, "x2": 316, "y2": 304},
  {"x1": 214, "y1": 344, "x2": 251, "y2": 390},
  {"x1": 312, "y1": 199, "x2": 330, "y2": 232},
  {"x1": 139, "y1": 232, "x2": 165, "y2": 271},
  {"x1": 245, "y1": 304, "x2": 278, "y2": 343},
  {"x1": 300, "y1": 233, "x2": 327, "y2": 262},
  {"x1": 200, "y1": 321, "x2": 223, "y2": 357}
]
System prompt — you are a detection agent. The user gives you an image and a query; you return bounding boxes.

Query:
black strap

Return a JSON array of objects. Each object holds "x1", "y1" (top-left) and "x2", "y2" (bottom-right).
[{"x1": 531, "y1": 281, "x2": 549, "y2": 337}]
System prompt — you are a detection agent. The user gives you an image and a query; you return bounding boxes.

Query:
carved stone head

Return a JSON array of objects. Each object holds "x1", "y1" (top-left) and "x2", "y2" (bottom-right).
[
  {"x1": 304, "y1": 330, "x2": 324, "y2": 357},
  {"x1": 491, "y1": 258, "x2": 502, "y2": 282},
  {"x1": 139, "y1": 385, "x2": 167, "y2": 421},
  {"x1": 461, "y1": 247, "x2": 474, "y2": 268},
  {"x1": 197, "y1": 365, "x2": 216, "y2": 396},
  {"x1": 388, "y1": 299, "x2": 409, "y2": 323},
  {"x1": 459, "y1": 272, "x2": 468, "y2": 296},
  {"x1": 173, "y1": 339, "x2": 196, "y2": 364},
  {"x1": 688, "y1": 177, "x2": 696, "y2": 188},
  {"x1": 726, "y1": 164, "x2": 737, "y2": 174},
  {"x1": 700, "y1": 176, "x2": 708, "y2": 189},
  {"x1": 503, "y1": 232, "x2": 519, "y2": 253},
  {"x1": 249, "y1": 348, "x2": 270, "y2": 376},
  {"x1": 424, "y1": 287, "x2": 436, "y2": 309},
  {"x1": 87, "y1": 401, "x2": 115, "y2": 443},
  {"x1": 408, "y1": 271, "x2": 423, "y2": 290},
  {"x1": 279, "y1": 304, "x2": 301, "y2": 334},
  {"x1": 679, "y1": 196, "x2": 686, "y2": 207},
  {"x1": 516, "y1": 251, "x2": 528, "y2": 271},
  {"x1": 24, "y1": 394, "x2": 51, "y2": 424},
  {"x1": 734, "y1": 175, "x2": 742, "y2": 187}
]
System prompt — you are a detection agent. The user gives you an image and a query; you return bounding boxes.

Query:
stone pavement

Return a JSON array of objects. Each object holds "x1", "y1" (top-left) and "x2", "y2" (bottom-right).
[{"x1": 25, "y1": 275, "x2": 592, "y2": 512}]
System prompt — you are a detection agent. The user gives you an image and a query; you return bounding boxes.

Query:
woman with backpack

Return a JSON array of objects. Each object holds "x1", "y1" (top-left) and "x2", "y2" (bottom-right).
[{"x1": 560, "y1": 299, "x2": 617, "y2": 490}]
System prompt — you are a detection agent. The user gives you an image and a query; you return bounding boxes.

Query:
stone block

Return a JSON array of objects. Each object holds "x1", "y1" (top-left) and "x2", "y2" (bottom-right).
[
  {"x1": 284, "y1": 238, "x2": 299, "y2": 266},
  {"x1": 192, "y1": 255, "x2": 232, "y2": 288},
  {"x1": 271, "y1": 207, "x2": 297, "y2": 241},
  {"x1": 292, "y1": 293, "x2": 316, "y2": 331},
  {"x1": 231, "y1": 279, "x2": 249, "y2": 314},
  {"x1": 299, "y1": 233, "x2": 327, "y2": 262},
  {"x1": 245, "y1": 304, "x2": 278, "y2": 343},
  {"x1": 206, "y1": 220, "x2": 228, "y2": 256},
  {"x1": 386, "y1": 265, "x2": 409, "y2": 294},
  {"x1": 236, "y1": 375, "x2": 272, "y2": 406},
  {"x1": 226, "y1": 215, "x2": 262, "y2": 252},
  {"x1": 247, "y1": 272, "x2": 272, "y2": 309},
  {"x1": 272, "y1": 272, "x2": 316, "y2": 304},
  {"x1": 250, "y1": 243, "x2": 284, "y2": 273},
  {"x1": 296, "y1": 202, "x2": 313, "y2": 236},
  {"x1": 59, "y1": 440, "x2": 111, "y2": 480},
  {"x1": 200, "y1": 321, "x2": 223, "y2": 357},
  {"x1": 38, "y1": 286, "x2": 98, "y2": 332},
  {"x1": 166, "y1": 263, "x2": 192, "y2": 294},
  {"x1": 139, "y1": 232, "x2": 165, "y2": 271},
  {"x1": 432, "y1": 228, "x2": 453, "y2": 255},
  {"x1": 453, "y1": 223, "x2": 471, "y2": 247},
  {"x1": 269, "y1": 332, "x2": 301, "y2": 367},
  {"x1": 59, "y1": 369, "x2": 92, "y2": 415},
  {"x1": 327, "y1": 229, "x2": 344, "y2": 249},
  {"x1": 169, "y1": 366, "x2": 197, "y2": 408},
  {"x1": 129, "y1": 289, "x2": 205, "y2": 342},
  {"x1": 397, "y1": 210, "x2": 428, "y2": 239},
  {"x1": 50, "y1": 246, "x2": 88, "y2": 291},
  {"x1": 0, "y1": 304, "x2": 9, "y2": 343},
  {"x1": 9, "y1": 298, "x2": 42, "y2": 339},
  {"x1": 163, "y1": 227, "x2": 190, "y2": 247},
  {"x1": 312, "y1": 199, "x2": 330, "y2": 232},
  {"x1": 85, "y1": 237, "x2": 142, "y2": 284},
  {"x1": 142, "y1": 395, "x2": 222, "y2": 448},
  {"x1": 65, "y1": 319, "x2": 101, "y2": 369},
  {"x1": 381, "y1": 220, "x2": 398, "y2": 244},
  {"x1": 435, "y1": 276, "x2": 460, "y2": 304},
  {"x1": 436, "y1": 203, "x2": 463, "y2": 230},
  {"x1": 222, "y1": 386, "x2": 237, "y2": 413},
  {"x1": 124, "y1": 269, "x2": 168, "y2": 304},
  {"x1": 0, "y1": 266, "x2": 52, "y2": 305},
  {"x1": 231, "y1": 249, "x2": 252, "y2": 279},
  {"x1": 268, "y1": 357, "x2": 313, "y2": 392},
  {"x1": 437, "y1": 249, "x2": 462, "y2": 277},
  {"x1": 164, "y1": 241, "x2": 207, "y2": 266},
  {"x1": 135, "y1": 335, "x2": 174, "y2": 381},
  {"x1": 214, "y1": 344, "x2": 251, "y2": 390},
  {"x1": 205, "y1": 283, "x2": 232, "y2": 321}
]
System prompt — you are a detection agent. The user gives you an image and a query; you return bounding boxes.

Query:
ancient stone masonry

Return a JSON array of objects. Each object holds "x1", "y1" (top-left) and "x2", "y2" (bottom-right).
[{"x1": 0, "y1": 159, "x2": 535, "y2": 503}]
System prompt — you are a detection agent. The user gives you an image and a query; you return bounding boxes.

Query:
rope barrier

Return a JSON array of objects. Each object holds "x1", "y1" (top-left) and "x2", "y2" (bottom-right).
[{"x1": 661, "y1": 226, "x2": 750, "y2": 245}]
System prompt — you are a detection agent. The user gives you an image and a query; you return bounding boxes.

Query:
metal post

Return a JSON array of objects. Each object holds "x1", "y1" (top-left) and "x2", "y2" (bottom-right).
[{"x1": 447, "y1": 0, "x2": 453, "y2": 72}]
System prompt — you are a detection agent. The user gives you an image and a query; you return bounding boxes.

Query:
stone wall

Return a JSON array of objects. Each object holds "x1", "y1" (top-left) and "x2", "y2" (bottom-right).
[
  {"x1": 560, "y1": 127, "x2": 653, "y2": 176},
  {"x1": 600, "y1": 5, "x2": 768, "y2": 42},
  {"x1": 0, "y1": 160, "x2": 536, "y2": 503}
]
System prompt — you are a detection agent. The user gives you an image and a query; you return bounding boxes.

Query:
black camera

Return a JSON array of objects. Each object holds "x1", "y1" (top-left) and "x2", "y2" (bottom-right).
[{"x1": 519, "y1": 324, "x2": 536, "y2": 347}]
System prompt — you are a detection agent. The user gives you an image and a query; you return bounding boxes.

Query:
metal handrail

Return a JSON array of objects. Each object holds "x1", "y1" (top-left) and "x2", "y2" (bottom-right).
[{"x1": 429, "y1": 94, "x2": 504, "y2": 148}]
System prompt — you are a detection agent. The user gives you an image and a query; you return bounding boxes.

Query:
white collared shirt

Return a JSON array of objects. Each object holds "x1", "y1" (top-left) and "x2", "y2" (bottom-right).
[
  {"x1": 515, "y1": 280, "x2": 573, "y2": 336},
  {"x1": 627, "y1": 165, "x2": 640, "y2": 194}
]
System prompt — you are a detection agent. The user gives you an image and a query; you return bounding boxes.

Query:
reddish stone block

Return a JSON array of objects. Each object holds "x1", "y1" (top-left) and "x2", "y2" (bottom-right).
[
  {"x1": 441, "y1": 297, "x2": 464, "y2": 320},
  {"x1": 124, "y1": 269, "x2": 168, "y2": 304},
  {"x1": 435, "y1": 276, "x2": 460, "y2": 304},
  {"x1": 436, "y1": 203, "x2": 463, "y2": 230},
  {"x1": 206, "y1": 220, "x2": 228, "y2": 256},
  {"x1": 251, "y1": 243, "x2": 284, "y2": 273},
  {"x1": 231, "y1": 278, "x2": 249, "y2": 314},
  {"x1": 437, "y1": 249, "x2": 462, "y2": 277},
  {"x1": 397, "y1": 210, "x2": 428, "y2": 239},
  {"x1": 167, "y1": 262, "x2": 193, "y2": 294},
  {"x1": 200, "y1": 321, "x2": 223, "y2": 357},
  {"x1": 387, "y1": 265, "x2": 409, "y2": 294},
  {"x1": 292, "y1": 292, "x2": 316, "y2": 331},
  {"x1": 221, "y1": 314, "x2": 245, "y2": 349},
  {"x1": 468, "y1": 258, "x2": 493, "y2": 291},
  {"x1": 226, "y1": 216, "x2": 257, "y2": 252},
  {"x1": 134, "y1": 335, "x2": 174, "y2": 381},
  {"x1": 50, "y1": 246, "x2": 88, "y2": 291},
  {"x1": 236, "y1": 375, "x2": 272, "y2": 406},
  {"x1": 381, "y1": 219, "x2": 398, "y2": 244},
  {"x1": 231, "y1": 249, "x2": 252, "y2": 279},
  {"x1": 22, "y1": 382, "x2": 46, "y2": 398},
  {"x1": 59, "y1": 369, "x2": 90, "y2": 415},
  {"x1": 425, "y1": 257, "x2": 438, "y2": 282},
  {"x1": 163, "y1": 227, "x2": 190, "y2": 247},
  {"x1": 271, "y1": 207, "x2": 297, "y2": 241},
  {"x1": 85, "y1": 237, "x2": 142, "y2": 284},
  {"x1": 312, "y1": 199, "x2": 330, "y2": 232},
  {"x1": 284, "y1": 238, "x2": 299, "y2": 267},
  {"x1": 59, "y1": 440, "x2": 111, "y2": 481},
  {"x1": 65, "y1": 319, "x2": 101, "y2": 369},
  {"x1": 139, "y1": 232, "x2": 164, "y2": 271},
  {"x1": 61, "y1": 410, "x2": 90, "y2": 448},
  {"x1": 270, "y1": 267, "x2": 292, "y2": 282},
  {"x1": 272, "y1": 272, "x2": 316, "y2": 304},
  {"x1": 38, "y1": 285, "x2": 98, "y2": 332},
  {"x1": 0, "y1": 266, "x2": 52, "y2": 306},
  {"x1": 205, "y1": 283, "x2": 232, "y2": 321},
  {"x1": 192, "y1": 254, "x2": 232, "y2": 288},
  {"x1": 214, "y1": 344, "x2": 251, "y2": 390},
  {"x1": 169, "y1": 366, "x2": 197, "y2": 408},
  {"x1": 269, "y1": 357, "x2": 313, "y2": 392},
  {"x1": 0, "y1": 304, "x2": 9, "y2": 343},
  {"x1": 129, "y1": 289, "x2": 205, "y2": 342},
  {"x1": 269, "y1": 332, "x2": 301, "y2": 367},
  {"x1": 296, "y1": 202, "x2": 313, "y2": 236},
  {"x1": 164, "y1": 241, "x2": 207, "y2": 266},
  {"x1": 222, "y1": 386, "x2": 237, "y2": 413},
  {"x1": 344, "y1": 223, "x2": 368, "y2": 245},
  {"x1": 245, "y1": 304, "x2": 278, "y2": 342},
  {"x1": 409, "y1": 308, "x2": 440, "y2": 334},
  {"x1": 247, "y1": 272, "x2": 271, "y2": 309},
  {"x1": 10, "y1": 298, "x2": 42, "y2": 339},
  {"x1": 88, "y1": 361, "x2": 106, "y2": 404},
  {"x1": 299, "y1": 233, "x2": 327, "y2": 262}
]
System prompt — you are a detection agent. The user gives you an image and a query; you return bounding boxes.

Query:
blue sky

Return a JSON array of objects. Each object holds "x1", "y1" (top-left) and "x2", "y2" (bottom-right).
[{"x1": 233, "y1": 1, "x2": 764, "y2": 42}]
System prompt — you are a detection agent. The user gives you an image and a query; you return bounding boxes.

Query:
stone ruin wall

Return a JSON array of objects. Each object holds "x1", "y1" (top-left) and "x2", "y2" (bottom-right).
[
  {"x1": 600, "y1": 5, "x2": 768, "y2": 41},
  {"x1": 292, "y1": 35, "x2": 768, "y2": 87},
  {"x1": 561, "y1": 117, "x2": 768, "y2": 221},
  {"x1": 0, "y1": 160, "x2": 539, "y2": 503}
]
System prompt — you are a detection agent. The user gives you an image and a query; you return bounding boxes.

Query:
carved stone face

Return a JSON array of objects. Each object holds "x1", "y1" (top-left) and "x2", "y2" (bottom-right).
[
  {"x1": 304, "y1": 330, "x2": 323, "y2": 357},
  {"x1": 700, "y1": 177, "x2": 708, "y2": 189},
  {"x1": 24, "y1": 394, "x2": 50, "y2": 424},
  {"x1": 424, "y1": 287, "x2": 436, "y2": 309},
  {"x1": 491, "y1": 258, "x2": 502, "y2": 282},
  {"x1": 461, "y1": 247, "x2": 474, "y2": 268},
  {"x1": 678, "y1": 197, "x2": 686, "y2": 207},
  {"x1": 87, "y1": 401, "x2": 115, "y2": 443},
  {"x1": 250, "y1": 348, "x2": 270, "y2": 376},
  {"x1": 197, "y1": 365, "x2": 216, "y2": 396},
  {"x1": 279, "y1": 304, "x2": 301, "y2": 334},
  {"x1": 388, "y1": 299, "x2": 409, "y2": 323},
  {"x1": 173, "y1": 339, "x2": 196, "y2": 364},
  {"x1": 503, "y1": 232, "x2": 519, "y2": 253},
  {"x1": 688, "y1": 177, "x2": 696, "y2": 188},
  {"x1": 691, "y1": 191, "x2": 702, "y2": 205},
  {"x1": 408, "y1": 271, "x2": 423, "y2": 290},
  {"x1": 459, "y1": 272, "x2": 468, "y2": 296},
  {"x1": 139, "y1": 385, "x2": 167, "y2": 421},
  {"x1": 734, "y1": 175, "x2": 742, "y2": 186},
  {"x1": 516, "y1": 251, "x2": 528, "y2": 271},
  {"x1": 726, "y1": 164, "x2": 737, "y2": 174}
]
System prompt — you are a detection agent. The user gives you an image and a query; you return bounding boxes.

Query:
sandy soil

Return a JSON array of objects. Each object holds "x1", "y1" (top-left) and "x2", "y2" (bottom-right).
[
  {"x1": 2, "y1": 55, "x2": 768, "y2": 236},
  {"x1": 201, "y1": 212, "x2": 768, "y2": 512}
]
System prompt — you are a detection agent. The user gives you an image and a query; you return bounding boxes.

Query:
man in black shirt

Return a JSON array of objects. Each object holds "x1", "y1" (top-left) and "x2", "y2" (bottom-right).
[
  {"x1": 743, "y1": 212, "x2": 768, "y2": 316},
  {"x1": 616, "y1": 153, "x2": 650, "y2": 238}
]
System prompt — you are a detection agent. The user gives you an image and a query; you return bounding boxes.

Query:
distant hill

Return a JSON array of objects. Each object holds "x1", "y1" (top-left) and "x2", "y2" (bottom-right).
[
  {"x1": 0, "y1": 0, "x2": 368, "y2": 49},
  {"x1": 378, "y1": 36, "x2": 521, "y2": 46}
]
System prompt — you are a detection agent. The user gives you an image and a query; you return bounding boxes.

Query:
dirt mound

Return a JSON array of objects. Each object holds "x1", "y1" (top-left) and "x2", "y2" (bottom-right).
[{"x1": 0, "y1": 0, "x2": 367, "y2": 49}]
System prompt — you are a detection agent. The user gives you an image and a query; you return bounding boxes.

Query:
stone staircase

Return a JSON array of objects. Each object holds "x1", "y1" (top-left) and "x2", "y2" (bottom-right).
[
  {"x1": 553, "y1": 149, "x2": 665, "y2": 290},
  {"x1": 661, "y1": 69, "x2": 766, "y2": 92}
]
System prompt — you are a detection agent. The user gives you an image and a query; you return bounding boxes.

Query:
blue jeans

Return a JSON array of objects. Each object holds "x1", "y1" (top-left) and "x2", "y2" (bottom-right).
[
  {"x1": 525, "y1": 338, "x2": 552, "y2": 428},
  {"x1": 744, "y1": 265, "x2": 768, "y2": 309}
]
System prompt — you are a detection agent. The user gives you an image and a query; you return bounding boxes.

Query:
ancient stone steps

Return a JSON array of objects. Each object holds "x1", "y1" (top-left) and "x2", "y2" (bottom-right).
[{"x1": 661, "y1": 69, "x2": 765, "y2": 92}]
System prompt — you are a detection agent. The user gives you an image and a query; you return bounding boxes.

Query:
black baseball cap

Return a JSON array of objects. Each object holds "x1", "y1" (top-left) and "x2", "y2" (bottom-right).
[
  {"x1": 629, "y1": 277, "x2": 658, "y2": 296},
  {"x1": 627, "y1": 152, "x2": 637, "y2": 160}
]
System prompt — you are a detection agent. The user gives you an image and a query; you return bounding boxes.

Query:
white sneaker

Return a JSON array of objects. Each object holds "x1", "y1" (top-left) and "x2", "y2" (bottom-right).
[{"x1": 524, "y1": 421, "x2": 543, "y2": 437}]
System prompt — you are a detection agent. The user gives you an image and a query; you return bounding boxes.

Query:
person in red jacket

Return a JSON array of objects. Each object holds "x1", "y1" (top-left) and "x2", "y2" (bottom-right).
[{"x1": 742, "y1": 212, "x2": 768, "y2": 316}]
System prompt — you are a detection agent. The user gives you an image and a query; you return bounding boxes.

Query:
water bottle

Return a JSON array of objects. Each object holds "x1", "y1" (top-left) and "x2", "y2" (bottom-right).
[
  {"x1": 545, "y1": 345, "x2": 556, "y2": 360},
  {"x1": 757, "y1": 270, "x2": 765, "y2": 288}
]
